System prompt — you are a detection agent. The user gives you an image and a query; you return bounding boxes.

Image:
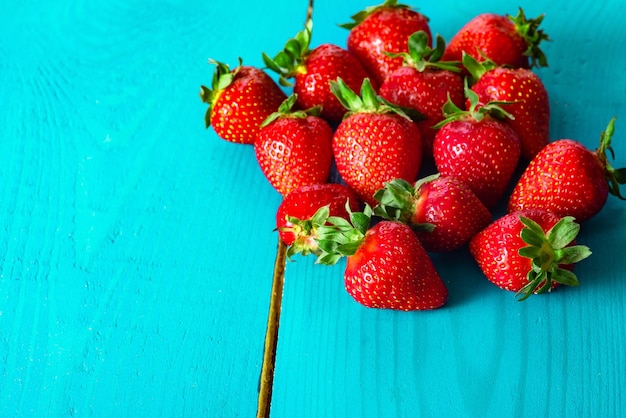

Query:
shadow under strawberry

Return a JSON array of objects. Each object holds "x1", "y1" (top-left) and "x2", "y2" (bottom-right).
[
  {"x1": 429, "y1": 248, "x2": 495, "y2": 308},
  {"x1": 574, "y1": 202, "x2": 626, "y2": 292}
]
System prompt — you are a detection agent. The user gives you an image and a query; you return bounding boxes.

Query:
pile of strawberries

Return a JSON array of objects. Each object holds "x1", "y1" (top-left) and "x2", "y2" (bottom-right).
[{"x1": 200, "y1": 0, "x2": 626, "y2": 311}]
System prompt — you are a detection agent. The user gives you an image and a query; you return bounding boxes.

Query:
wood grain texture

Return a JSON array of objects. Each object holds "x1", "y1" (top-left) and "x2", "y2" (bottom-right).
[{"x1": 0, "y1": 0, "x2": 292, "y2": 416}]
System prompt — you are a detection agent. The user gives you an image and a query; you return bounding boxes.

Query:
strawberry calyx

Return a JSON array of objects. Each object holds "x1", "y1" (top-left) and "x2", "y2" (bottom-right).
[
  {"x1": 261, "y1": 94, "x2": 322, "y2": 128},
  {"x1": 199, "y1": 58, "x2": 243, "y2": 128},
  {"x1": 338, "y1": 0, "x2": 416, "y2": 30},
  {"x1": 385, "y1": 31, "x2": 461, "y2": 73},
  {"x1": 330, "y1": 77, "x2": 425, "y2": 121},
  {"x1": 372, "y1": 176, "x2": 436, "y2": 232},
  {"x1": 262, "y1": 19, "x2": 313, "y2": 87},
  {"x1": 508, "y1": 7, "x2": 550, "y2": 68},
  {"x1": 516, "y1": 215, "x2": 591, "y2": 300},
  {"x1": 595, "y1": 117, "x2": 626, "y2": 200},
  {"x1": 462, "y1": 52, "x2": 499, "y2": 86},
  {"x1": 280, "y1": 204, "x2": 332, "y2": 259},
  {"x1": 314, "y1": 203, "x2": 374, "y2": 265},
  {"x1": 433, "y1": 80, "x2": 514, "y2": 129}
]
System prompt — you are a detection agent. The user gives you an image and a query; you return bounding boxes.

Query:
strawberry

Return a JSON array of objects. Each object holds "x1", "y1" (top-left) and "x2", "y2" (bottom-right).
[
  {"x1": 341, "y1": 0, "x2": 431, "y2": 86},
  {"x1": 373, "y1": 175, "x2": 492, "y2": 252},
  {"x1": 254, "y1": 94, "x2": 334, "y2": 195},
  {"x1": 378, "y1": 31, "x2": 464, "y2": 157},
  {"x1": 276, "y1": 183, "x2": 361, "y2": 258},
  {"x1": 443, "y1": 8, "x2": 549, "y2": 69},
  {"x1": 262, "y1": 20, "x2": 374, "y2": 122},
  {"x1": 464, "y1": 53, "x2": 550, "y2": 160},
  {"x1": 200, "y1": 58, "x2": 287, "y2": 144},
  {"x1": 508, "y1": 118, "x2": 626, "y2": 222},
  {"x1": 432, "y1": 88, "x2": 521, "y2": 208},
  {"x1": 314, "y1": 205, "x2": 447, "y2": 310},
  {"x1": 330, "y1": 78, "x2": 423, "y2": 206},
  {"x1": 469, "y1": 210, "x2": 591, "y2": 300}
]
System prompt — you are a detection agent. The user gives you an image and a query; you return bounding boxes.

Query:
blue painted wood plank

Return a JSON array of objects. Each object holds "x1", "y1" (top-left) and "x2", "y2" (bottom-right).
[{"x1": 0, "y1": 0, "x2": 292, "y2": 416}]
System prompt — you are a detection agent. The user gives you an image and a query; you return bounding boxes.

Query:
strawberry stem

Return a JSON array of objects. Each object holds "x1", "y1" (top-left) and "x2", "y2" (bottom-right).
[
  {"x1": 516, "y1": 216, "x2": 591, "y2": 301},
  {"x1": 596, "y1": 117, "x2": 626, "y2": 200}
]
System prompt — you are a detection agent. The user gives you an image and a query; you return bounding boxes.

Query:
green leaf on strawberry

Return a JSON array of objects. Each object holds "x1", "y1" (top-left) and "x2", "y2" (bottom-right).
[
  {"x1": 262, "y1": 19, "x2": 313, "y2": 86},
  {"x1": 284, "y1": 204, "x2": 353, "y2": 260},
  {"x1": 316, "y1": 203, "x2": 373, "y2": 263},
  {"x1": 516, "y1": 216, "x2": 591, "y2": 300},
  {"x1": 507, "y1": 8, "x2": 550, "y2": 68},
  {"x1": 330, "y1": 77, "x2": 425, "y2": 122},
  {"x1": 385, "y1": 31, "x2": 461, "y2": 73},
  {"x1": 338, "y1": 0, "x2": 414, "y2": 30},
  {"x1": 282, "y1": 205, "x2": 330, "y2": 259},
  {"x1": 276, "y1": 184, "x2": 362, "y2": 258},
  {"x1": 373, "y1": 177, "x2": 435, "y2": 232},
  {"x1": 199, "y1": 58, "x2": 242, "y2": 128},
  {"x1": 434, "y1": 80, "x2": 514, "y2": 128},
  {"x1": 261, "y1": 94, "x2": 322, "y2": 127},
  {"x1": 596, "y1": 117, "x2": 626, "y2": 200},
  {"x1": 462, "y1": 52, "x2": 499, "y2": 86}
]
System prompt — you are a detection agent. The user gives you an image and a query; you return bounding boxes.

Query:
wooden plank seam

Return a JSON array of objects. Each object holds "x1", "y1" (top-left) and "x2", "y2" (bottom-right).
[{"x1": 256, "y1": 238, "x2": 287, "y2": 418}]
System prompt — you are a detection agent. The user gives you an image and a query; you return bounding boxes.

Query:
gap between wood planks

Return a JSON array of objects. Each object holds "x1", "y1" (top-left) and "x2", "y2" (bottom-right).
[
  {"x1": 256, "y1": 238, "x2": 287, "y2": 418},
  {"x1": 256, "y1": 2, "x2": 314, "y2": 417}
]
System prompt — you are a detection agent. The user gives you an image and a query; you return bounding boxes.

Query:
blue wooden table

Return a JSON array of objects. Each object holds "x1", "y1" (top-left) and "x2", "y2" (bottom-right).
[{"x1": 2, "y1": 0, "x2": 625, "y2": 417}]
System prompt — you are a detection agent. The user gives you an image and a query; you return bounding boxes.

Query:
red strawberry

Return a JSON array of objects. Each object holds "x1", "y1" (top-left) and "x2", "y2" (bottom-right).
[
  {"x1": 469, "y1": 210, "x2": 591, "y2": 300},
  {"x1": 276, "y1": 183, "x2": 361, "y2": 258},
  {"x1": 330, "y1": 78, "x2": 422, "y2": 206},
  {"x1": 315, "y1": 205, "x2": 447, "y2": 310},
  {"x1": 254, "y1": 95, "x2": 334, "y2": 195},
  {"x1": 200, "y1": 58, "x2": 287, "y2": 144},
  {"x1": 508, "y1": 118, "x2": 626, "y2": 222},
  {"x1": 341, "y1": 0, "x2": 431, "y2": 85},
  {"x1": 373, "y1": 175, "x2": 492, "y2": 252},
  {"x1": 443, "y1": 8, "x2": 549, "y2": 69},
  {"x1": 432, "y1": 89, "x2": 521, "y2": 208},
  {"x1": 378, "y1": 31, "x2": 465, "y2": 157},
  {"x1": 464, "y1": 54, "x2": 550, "y2": 160},
  {"x1": 263, "y1": 20, "x2": 374, "y2": 122}
]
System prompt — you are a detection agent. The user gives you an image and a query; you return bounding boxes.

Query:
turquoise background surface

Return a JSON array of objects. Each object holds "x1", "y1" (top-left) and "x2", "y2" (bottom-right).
[{"x1": 2, "y1": 0, "x2": 625, "y2": 417}]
